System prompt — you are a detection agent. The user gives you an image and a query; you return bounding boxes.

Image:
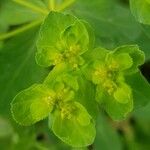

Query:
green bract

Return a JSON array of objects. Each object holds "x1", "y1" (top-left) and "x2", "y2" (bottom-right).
[
  {"x1": 36, "y1": 12, "x2": 90, "y2": 70},
  {"x1": 130, "y1": 0, "x2": 150, "y2": 25},
  {"x1": 50, "y1": 102, "x2": 95, "y2": 147},
  {"x1": 84, "y1": 45, "x2": 145, "y2": 120},
  {"x1": 11, "y1": 84, "x2": 56, "y2": 126}
]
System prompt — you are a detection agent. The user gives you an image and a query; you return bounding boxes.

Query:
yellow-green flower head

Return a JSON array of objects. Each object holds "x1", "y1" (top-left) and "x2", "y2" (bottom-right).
[
  {"x1": 91, "y1": 45, "x2": 144, "y2": 104},
  {"x1": 36, "y1": 12, "x2": 91, "y2": 70},
  {"x1": 83, "y1": 45, "x2": 145, "y2": 120}
]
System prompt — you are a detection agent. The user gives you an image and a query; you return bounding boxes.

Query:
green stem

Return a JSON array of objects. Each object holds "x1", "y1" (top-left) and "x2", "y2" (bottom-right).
[
  {"x1": 0, "y1": 19, "x2": 43, "y2": 41},
  {"x1": 49, "y1": 0, "x2": 55, "y2": 10},
  {"x1": 57, "y1": 0, "x2": 75, "y2": 11},
  {"x1": 0, "y1": 0, "x2": 75, "y2": 41},
  {"x1": 13, "y1": 0, "x2": 48, "y2": 15}
]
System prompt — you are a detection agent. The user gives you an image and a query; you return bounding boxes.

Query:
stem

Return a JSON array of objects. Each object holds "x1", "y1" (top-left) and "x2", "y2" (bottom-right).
[
  {"x1": 57, "y1": 0, "x2": 75, "y2": 11},
  {"x1": 0, "y1": 0, "x2": 75, "y2": 41},
  {"x1": 0, "y1": 19, "x2": 43, "y2": 41},
  {"x1": 13, "y1": 0, "x2": 48, "y2": 15},
  {"x1": 49, "y1": 0, "x2": 55, "y2": 10}
]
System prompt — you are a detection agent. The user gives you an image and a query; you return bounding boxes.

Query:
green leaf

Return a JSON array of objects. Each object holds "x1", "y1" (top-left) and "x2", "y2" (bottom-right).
[
  {"x1": 135, "y1": 25, "x2": 150, "y2": 61},
  {"x1": 126, "y1": 72, "x2": 150, "y2": 109},
  {"x1": 114, "y1": 45, "x2": 145, "y2": 74},
  {"x1": 0, "y1": 117, "x2": 13, "y2": 138},
  {"x1": 0, "y1": 41, "x2": 3, "y2": 50},
  {"x1": 130, "y1": 0, "x2": 150, "y2": 25},
  {"x1": 11, "y1": 84, "x2": 55, "y2": 126},
  {"x1": 0, "y1": 0, "x2": 44, "y2": 27},
  {"x1": 94, "y1": 114, "x2": 122, "y2": 150},
  {"x1": 0, "y1": 28, "x2": 47, "y2": 116},
  {"x1": 133, "y1": 102, "x2": 150, "y2": 121},
  {"x1": 50, "y1": 102, "x2": 96, "y2": 147},
  {"x1": 73, "y1": 0, "x2": 141, "y2": 48}
]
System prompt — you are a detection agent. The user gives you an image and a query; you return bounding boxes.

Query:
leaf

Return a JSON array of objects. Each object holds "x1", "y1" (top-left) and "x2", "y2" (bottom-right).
[
  {"x1": 135, "y1": 25, "x2": 150, "y2": 61},
  {"x1": 50, "y1": 102, "x2": 96, "y2": 147},
  {"x1": 0, "y1": 27, "x2": 47, "y2": 116},
  {"x1": 130, "y1": 0, "x2": 150, "y2": 25},
  {"x1": 0, "y1": 0, "x2": 44, "y2": 27},
  {"x1": 94, "y1": 114, "x2": 122, "y2": 150},
  {"x1": 126, "y1": 72, "x2": 150, "y2": 109},
  {"x1": 0, "y1": 117, "x2": 13, "y2": 138},
  {"x1": 11, "y1": 84, "x2": 55, "y2": 125},
  {"x1": 0, "y1": 19, "x2": 8, "y2": 34},
  {"x1": 133, "y1": 102, "x2": 150, "y2": 121},
  {"x1": 0, "y1": 41, "x2": 3, "y2": 50},
  {"x1": 73, "y1": 0, "x2": 141, "y2": 49}
]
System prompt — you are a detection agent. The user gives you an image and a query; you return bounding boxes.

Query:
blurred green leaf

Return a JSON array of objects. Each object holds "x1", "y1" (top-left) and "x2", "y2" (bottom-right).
[
  {"x1": 130, "y1": 0, "x2": 150, "y2": 25},
  {"x1": 134, "y1": 102, "x2": 150, "y2": 121},
  {"x1": 94, "y1": 114, "x2": 122, "y2": 150},
  {"x1": 126, "y1": 72, "x2": 150, "y2": 109},
  {"x1": 0, "y1": 117, "x2": 13, "y2": 138},
  {"x1": 0, "y1": 27, "x2": 48, "y2": 116},
  {"x1": 0, "y1": 0, "x2": 45, "y2": 29},
  {"x1": 72, "y1": 0, "x2": 141, "y2": 48}
]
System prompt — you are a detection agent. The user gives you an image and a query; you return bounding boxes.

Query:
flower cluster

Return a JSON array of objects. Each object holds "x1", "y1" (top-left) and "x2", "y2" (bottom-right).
[{"x1": 11, "y1": 12, "x2": 145, "y2": 147}]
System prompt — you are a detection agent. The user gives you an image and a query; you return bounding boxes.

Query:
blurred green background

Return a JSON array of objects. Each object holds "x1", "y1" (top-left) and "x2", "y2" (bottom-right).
[{"x1": 0, "y1": 0, "x2": 150, "y2": 149}]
